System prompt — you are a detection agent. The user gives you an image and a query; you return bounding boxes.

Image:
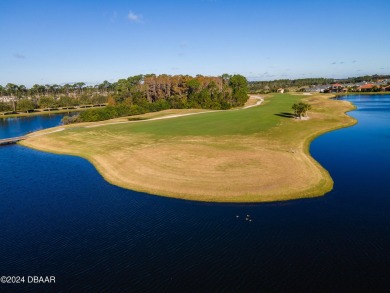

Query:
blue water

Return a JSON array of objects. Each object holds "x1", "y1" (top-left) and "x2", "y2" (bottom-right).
[
  {"x1": 0, "y1": 96, "x2": 389, "y2": 292},
  {"x1": 0, "y1": 115, "x2": 64, "y2": 139}
]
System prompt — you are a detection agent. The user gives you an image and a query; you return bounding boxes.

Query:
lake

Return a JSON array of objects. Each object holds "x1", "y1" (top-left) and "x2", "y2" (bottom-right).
[{"x1": 0, "y1": 95, "x2": 389, "y2": 292}]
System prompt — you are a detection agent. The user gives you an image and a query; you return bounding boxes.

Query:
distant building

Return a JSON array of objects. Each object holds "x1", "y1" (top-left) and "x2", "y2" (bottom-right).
[
  {"x1": 358, "y1": 84, "x2": 376, "y2": 92},
  {"x1": 384, "y1": 85, "x2": 390, "y2": 92},
  {"x1": 331, "y1": 83, "x2": 344, "y2": 93},
  {"x1": 0, "y1": 96, "x2": 14, "y2": 103},
  {"x1": 277, "y1": 88, "x2": 285, "y2": 93}
]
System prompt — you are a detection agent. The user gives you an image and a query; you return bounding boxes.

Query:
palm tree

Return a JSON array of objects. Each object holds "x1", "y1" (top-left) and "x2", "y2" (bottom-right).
[
  {"x1": 17, "y1": 85, "x2": 27, "y2": 99},
  {"x1": 6, "y1": 83, "x2": 18, "y2": 112},
  {"x1": 45, "y1": 84, "x2": 52, "y2": 96},
  {"x1": 74, "y1": 82, "x2": 85, "y2": 95},
  {"x1": 50, "y1": 84, "x2": 59, "y2": 97},
  {"x1": 99, "y1": 80, "x2": 112, "y2": 95},
  {"x1": 63, "y1": 84, "x2": 71, "y2": 96}
]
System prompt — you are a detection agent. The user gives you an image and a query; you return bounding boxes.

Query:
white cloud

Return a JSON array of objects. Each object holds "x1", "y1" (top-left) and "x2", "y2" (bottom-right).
[{"x1": 127, "y1": 11, "x2": 142, "y2": 22}]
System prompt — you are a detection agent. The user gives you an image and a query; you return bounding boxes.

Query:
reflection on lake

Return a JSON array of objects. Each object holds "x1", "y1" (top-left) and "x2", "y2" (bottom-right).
[{"x1": 0, "y1": 114, "x2": 65, "y2": 139}]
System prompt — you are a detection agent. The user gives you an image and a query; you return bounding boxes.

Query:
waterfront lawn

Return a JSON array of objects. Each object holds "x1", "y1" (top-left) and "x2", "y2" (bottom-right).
[{"x1": 21, "y1": 93, "x2": 356, "y2": 202}]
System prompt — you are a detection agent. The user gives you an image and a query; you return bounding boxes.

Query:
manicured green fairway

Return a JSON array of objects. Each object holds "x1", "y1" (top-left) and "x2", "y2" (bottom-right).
[{"x1": 72, "y1": 94, "x2": 302, "y2": 137}]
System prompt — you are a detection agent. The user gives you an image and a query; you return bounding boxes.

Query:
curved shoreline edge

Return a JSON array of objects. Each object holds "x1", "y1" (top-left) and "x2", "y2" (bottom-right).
[
  {"x1": 19, "y1": 94, "x2": 358, "y2": 203},
  {"x1": 296, "y1": 97, "x2": 358, "y2": 200}
]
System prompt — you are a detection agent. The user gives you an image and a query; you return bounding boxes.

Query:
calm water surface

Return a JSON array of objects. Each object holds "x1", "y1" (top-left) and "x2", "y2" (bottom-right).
[{"x1": 0, "y1": 96, "x2": 389, "y2": 292}]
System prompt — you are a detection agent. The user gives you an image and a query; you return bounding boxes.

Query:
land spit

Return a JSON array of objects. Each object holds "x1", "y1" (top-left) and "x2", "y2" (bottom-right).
[{"x1": 20, "y1": 94, "x2": 356, "y2": 202}]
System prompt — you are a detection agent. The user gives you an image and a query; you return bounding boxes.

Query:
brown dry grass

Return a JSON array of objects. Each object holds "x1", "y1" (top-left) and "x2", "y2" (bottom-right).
[{"x1": 21, "y1": 94, "x2": 356, "y2": 202}]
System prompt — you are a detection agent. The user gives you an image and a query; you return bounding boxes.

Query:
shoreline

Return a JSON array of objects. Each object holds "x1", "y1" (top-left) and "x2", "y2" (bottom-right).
[
  {"x1": 0, "y1": 105, "x2": 106, "y2": 119},
  {"x1": 336, "y1": 91, "x2": 389, "y2": 96},
  {"x1": 20, "y1": 93, "x2": 357, "y2": 203}
]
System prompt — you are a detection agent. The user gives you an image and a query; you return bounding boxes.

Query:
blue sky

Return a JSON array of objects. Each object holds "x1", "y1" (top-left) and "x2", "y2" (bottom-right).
[{"x1": 1, "y1": 0, "x2": 389, "y2": 87}]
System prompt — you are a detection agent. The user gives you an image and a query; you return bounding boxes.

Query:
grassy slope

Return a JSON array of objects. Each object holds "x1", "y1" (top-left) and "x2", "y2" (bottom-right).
[{"x1": 21, "y1": 93, "x2": 356, "y2": 202}]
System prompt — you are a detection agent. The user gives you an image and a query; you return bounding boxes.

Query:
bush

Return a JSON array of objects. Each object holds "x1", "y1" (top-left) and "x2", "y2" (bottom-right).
[
  {"x1": 78, "y1": 104, "x2": 150, "y2": 122},
  {"x1": 62, "y1": 115, "x2": 81, "y2": 125},
  {"x1": 0, "y1": 101, "x2": 13, "y2": 112}
]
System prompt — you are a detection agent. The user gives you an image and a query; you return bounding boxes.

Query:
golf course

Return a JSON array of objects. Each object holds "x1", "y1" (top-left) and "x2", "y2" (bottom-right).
[{"x1": 20, "y1": 92, "x2": 356, "y2": 202}]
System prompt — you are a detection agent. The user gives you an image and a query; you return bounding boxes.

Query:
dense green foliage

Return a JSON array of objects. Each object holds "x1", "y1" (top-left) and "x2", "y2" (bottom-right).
[
  {"x1": 78, "y1": 102, "x2": 168, "y2": 122},
  {"x1": 1, "y1": 74, "x2": 247, "y2": 120},
  {"x1": 39, "y1": 96, "x2": 56, "y2": 110},
  {"x1": 0, "y1": 101, "x2": 13, "y2": 112},
  {"x1": 16, "y1": 99, "x2": 35, "y2": 113},
  {"x1": 74, "y1": 74, "x2": 248, "y2": 122}
]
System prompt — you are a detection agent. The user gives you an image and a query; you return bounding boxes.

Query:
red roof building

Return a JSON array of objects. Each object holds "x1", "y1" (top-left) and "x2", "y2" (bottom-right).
[
  {"x1": 332, "y1": 83, "x2": 343, "y2": 88},
  {"x1": 331, "y1": 83, "x2": 344, "y2": 92},
  {"x1": 359, "y1": 84, "x2": 375, "y2": 89},
  {"x1": 358, "y1": 84, "x2": 376, "y2": 92}
]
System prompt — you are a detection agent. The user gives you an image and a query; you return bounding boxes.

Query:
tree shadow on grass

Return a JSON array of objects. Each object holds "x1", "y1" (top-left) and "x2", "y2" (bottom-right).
[{"x1": 275, "y1": 112, "x2": 295, "y2": 118}]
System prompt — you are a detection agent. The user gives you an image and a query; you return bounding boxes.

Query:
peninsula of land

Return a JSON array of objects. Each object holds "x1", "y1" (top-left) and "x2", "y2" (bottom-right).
[{"x1": 20, "y1": 92, "x2": 356, "y2": 202}]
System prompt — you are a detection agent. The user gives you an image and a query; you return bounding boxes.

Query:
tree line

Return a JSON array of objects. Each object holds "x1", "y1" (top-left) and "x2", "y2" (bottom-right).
[
  {"x1": 0, "y1": 81, "x2": 114, "y2": 100},
  {"x1": 0, "y1": 95, "x2": 108, "y2": 113},
  {"x1": 337, "y1": 74, "x2": 390, "y2": 84},
  {"x1": 0, "y1": 74, "x2": 248, "y2": 118},
  {"x1": 249, "y1": 74, "x2": 390, "y2": 93},
  {"x1": 0, "y1": 82, "x2": 111, "y2": 113},
  {"x1": 65, "y1": 74, "x2": 248, "y2": 123},
  {"x1": 249, "y1": 78, "x2": 334, "y2": 93}
]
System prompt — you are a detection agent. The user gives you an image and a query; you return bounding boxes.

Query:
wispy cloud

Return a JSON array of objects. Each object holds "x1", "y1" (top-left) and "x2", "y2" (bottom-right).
[
  {"x1": 180, "y1": 41, "x2": 188, "y2": 48},
  {"x1": 14, "y1": 53, "x2": 25, "y2": 59},
  {"x1": 331, "y1": 62, "x2": 337, "y2": 65},
  {"x1": 127, "y1": 11, "x2": 143, "y2": 23},
  {"x1": 352, "y1": 60, "x2": 357, "y2": 63}
]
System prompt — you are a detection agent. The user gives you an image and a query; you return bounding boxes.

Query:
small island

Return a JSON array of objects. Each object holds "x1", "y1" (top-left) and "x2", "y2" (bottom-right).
[{"x1": 19, "y1": 74, "x2": 356, "y2": 202}]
